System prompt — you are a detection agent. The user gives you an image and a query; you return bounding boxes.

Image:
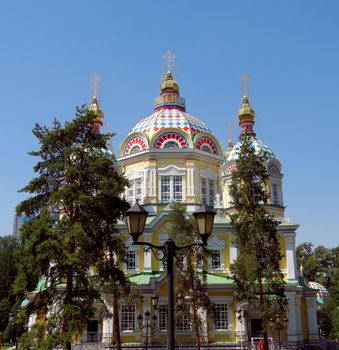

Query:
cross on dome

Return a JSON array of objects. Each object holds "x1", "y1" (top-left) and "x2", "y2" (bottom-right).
[
  {"x1": 162, "y1": 50, "x2": 177, "y2": 82},
  {"x1": 91, "y1": 73, "x2": 102, "y2": 99}
]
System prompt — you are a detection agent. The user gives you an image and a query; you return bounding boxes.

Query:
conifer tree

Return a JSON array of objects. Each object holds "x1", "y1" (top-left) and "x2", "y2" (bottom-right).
[
  {"x1": 229, "y1": 135, "x2": 286, "y2": 350},
  {"x1": 14, "y1": 107, "x2": 129, "y2": 350},
  {"x1": 167, "y1": 203, "x2": 214, "y2": 350}
]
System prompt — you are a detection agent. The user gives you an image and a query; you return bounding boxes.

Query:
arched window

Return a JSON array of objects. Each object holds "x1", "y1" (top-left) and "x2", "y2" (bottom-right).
[
  {"x1": 163, "y1": 140, "x2": 180, "y2": 149},
  {"x1": 201, "y1": 145, "x2": 212, "y2": 153},
  {"x1": 130, "y1": 145, "x2": 141, "y2": 154}
]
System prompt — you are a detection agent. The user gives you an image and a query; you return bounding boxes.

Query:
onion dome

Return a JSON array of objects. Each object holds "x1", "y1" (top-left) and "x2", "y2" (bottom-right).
[
  {"x1": 161, "y1": 71, "x2": 179, "y2": 94},
  {"x1": 89, "y1": 96, "x2": 103, "y2": 126},
  {"x1": 225, "y1": 95, "x2": 275, "y2": 162},
  {"x1": 238, "y1": 96, "x2": 255, "y2": 137}
]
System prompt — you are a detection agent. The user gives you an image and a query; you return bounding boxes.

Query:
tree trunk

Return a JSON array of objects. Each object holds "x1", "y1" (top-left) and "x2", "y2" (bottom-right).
[
  {"x1": 258, "y1": 270, "x2": 269, "y2": 350},
  {"x1": 193, "y1": 305, "x2": 201, "y2": 350},
  {"x1": 113, "y1": 289, "x2": 122, "y2": 350}
]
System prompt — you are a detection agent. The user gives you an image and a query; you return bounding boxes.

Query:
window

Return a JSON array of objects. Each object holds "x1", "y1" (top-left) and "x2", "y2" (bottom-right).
[
  {"x1": 127, "y1": 178, "x2": 143, "y2": 205},
  {"x1": 121, "y1": 305, "x2": 135, "y2": 331},
  {"x1": 160, "y1": 176, "x2": 183, "y2": 203},
  {"x1": 201, "y1": 178, "x2": 215, "y2": 206},
  {"x1": 211, "y1": 250, "x2": 221, "y2": 269},
  {"x1": 208, "y1": 180, "x2": 215, "y2": 207},
  {"x1": 158, "y1": 304, "x2": 168, "y2": 331},
  {"x1": 201, "y1": 179, "x2": 207, "y2": 204},
  {"x1": 201, "y1": 145, "x2": 212, "y2": 153},
  {"x1": 208, "y1": 237, "x2": 225, "y2": 271},
  {"x1": 126, "y1": 251, "x2": 136, "y2": 270},
  {"x1": 272, "y1": 183, "x2": 279, "y2": 205},
  {"x1": 176, "y1": 305, "x2": 191, "y2": 331},
  {"x1": 163, "y1": 140, "x2": 179, "y2": 148},
  {"x1": 214, "y1": 303, "x2": 228, "y2": 330},
  {"x1": 130, "y1": 145, "x2": 141, "y2": 154}
]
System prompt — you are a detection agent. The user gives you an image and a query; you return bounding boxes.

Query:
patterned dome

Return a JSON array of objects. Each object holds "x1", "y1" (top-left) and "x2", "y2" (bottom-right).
[
  {"x1": 226, "y1": 137, "x2": 276, "y2": 162},
  {"x1": 128, "y1": 107, "x2": 211, "y2": 139},
  {"x1": 307, "y1": 282, "x2": 330, "y2": 304},
  {"x1": 121, "y1": 71, "x2": 222, "y2": 157}
]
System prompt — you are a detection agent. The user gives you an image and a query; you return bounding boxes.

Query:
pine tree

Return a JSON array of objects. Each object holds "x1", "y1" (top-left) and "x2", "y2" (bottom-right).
[
  {"x1": 14, "y1": 107, "x2": 129, "y2": 350},
  {"x1": 229, "y1": 135, "x2": 286, "y2": 350},
  {"x1": 167, "y1": 203, "x2": 214, "y2": 350}
]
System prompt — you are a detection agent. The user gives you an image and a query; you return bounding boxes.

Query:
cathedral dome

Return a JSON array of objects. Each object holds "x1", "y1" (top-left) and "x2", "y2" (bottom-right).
[
  {"x1": 225, "y1": 137, "x2": 276, "y2": 163},
  {"x1": 128, "y1": 108, "x2": 211, "y2": 139},
  {"x1": 120, "y1": 71, "x2": 221, "y2": 157}
]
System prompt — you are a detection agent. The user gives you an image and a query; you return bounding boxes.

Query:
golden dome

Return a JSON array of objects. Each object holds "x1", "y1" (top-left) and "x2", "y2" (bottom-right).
[
  {"x1": 89, "y1": 96, "x2": 103, "y2": 124},
  {"x1": 160, "y1": 71, "x2": 179, "y2": 94},
  {"x1": 238, "y1": 96, "x2": 255, "y2": 120}
]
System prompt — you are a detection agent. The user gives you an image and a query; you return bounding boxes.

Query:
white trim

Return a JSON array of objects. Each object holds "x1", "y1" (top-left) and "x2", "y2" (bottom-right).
[
  {"x1": 199, "y1": 168, "x2": 218, "y2": 180},
  {"x1": 126, "y1": 169, "x2": 144, "y2": 180},
  {"x1": 158, "y1": 164, "x2": 186, "y2": 176}
]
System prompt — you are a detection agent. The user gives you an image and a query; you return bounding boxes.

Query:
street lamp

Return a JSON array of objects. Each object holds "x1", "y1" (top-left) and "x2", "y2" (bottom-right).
[
  {"x1": 125, "y1": 202, "x2": 216, "y2": 350},
  {"x1": 269, "y1": 314, "x2": 288, "y2": 350},
  {"x1": 138, "y1": 310, "x2": 157, "y2": 350},
  {"x1": 8, "y1": 313, "x2": 15, "y2": 347}
]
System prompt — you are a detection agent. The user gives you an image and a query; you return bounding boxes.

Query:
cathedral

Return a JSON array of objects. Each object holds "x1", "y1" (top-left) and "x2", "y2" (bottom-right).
[
  {"x1": 83, "y1": 64, "x2": 320, "y2": 347},
  {"x1": 27, "y1": 58, "x2": 320, "y2": 348}
]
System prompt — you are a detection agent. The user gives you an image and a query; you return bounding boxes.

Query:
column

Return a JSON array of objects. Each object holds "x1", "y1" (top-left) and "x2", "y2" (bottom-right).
[
  {"x1": 235, "y1": 303, "x2": 246, "y2": 342},
  {"x1": 102, "y1": 305, "x2": 113, "y2": 343},
  {"x1": 305, "y1": 296, "x2": 319, "y2": 341},
  {"x1": 187, "y1": 168, "x2": 195, "y2": 197},
  {"x1": 199, "y1": 306, "x2": 208, "y2": 343},
  {"x1": 286, "y1": 292, "x2": 303, "y2": 343},
  {"x1": 285, "y1": 234, "x2": 297, "y2": 281},
  {"x1": 149, "y1": 168, "x2": 157, "y2": 197}
]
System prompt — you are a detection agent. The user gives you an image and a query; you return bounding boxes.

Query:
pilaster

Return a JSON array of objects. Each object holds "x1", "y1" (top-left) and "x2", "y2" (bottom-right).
[
  {"x1": 305, "y1": 295, "x2": 319, "y2": 341},
  {"x1": 286, "y1": 292, "x2": 303, "y2": 343}
]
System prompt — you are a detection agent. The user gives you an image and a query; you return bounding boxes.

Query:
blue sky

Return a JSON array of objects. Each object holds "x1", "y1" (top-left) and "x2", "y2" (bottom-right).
[{"x1": 0, "y1": 1, "x2": 338, "y2": 247}]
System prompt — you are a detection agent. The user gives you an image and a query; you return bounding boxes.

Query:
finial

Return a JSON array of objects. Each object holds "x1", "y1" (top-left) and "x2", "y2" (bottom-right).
[
  {"x1": 239, "y1": 73, "x2": 250, "y2": 99},
  {"x1": 91, "y1": 73, "x2": 101, "y2": 99},
  {"x1": 161, "y1": 50, "x2": 177, "y2": 82},
  {"x1": 89, "y1": 73, "x2": 103, "y2": 131}
]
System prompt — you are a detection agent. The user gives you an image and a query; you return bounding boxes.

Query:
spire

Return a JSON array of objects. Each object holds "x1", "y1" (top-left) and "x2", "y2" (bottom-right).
[
  {"x1": 238, "y1": 74, "x2": 256, "y2": 137},
  {"x1": 89, "y1": 73, "x2": 103, "y2": 132},
  {"x1": 154, "y1": 50, "x2": 186, "y2": 111}
]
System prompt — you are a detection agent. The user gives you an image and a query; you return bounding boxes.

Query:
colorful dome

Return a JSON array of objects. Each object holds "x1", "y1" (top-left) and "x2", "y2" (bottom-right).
[
  {"x1": 307, "y1": 282, "x2": 330, "y2": 303},
  {"x1": 121, "y1": 71, "x2": 222, "y2": 157},
  {"x1": 128, "y1": 107, "x2": 211, "y2": 139},
  {"x1": 225, "y1": 137, "x2": 276, "y2": 162}
]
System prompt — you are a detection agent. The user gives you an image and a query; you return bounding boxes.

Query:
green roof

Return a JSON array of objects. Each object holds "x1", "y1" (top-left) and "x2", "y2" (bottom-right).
[
  {"x1": 128, "y1": 272, "x2": 162, "y2": 285},
  {"x1": 128, "y1": 272, "x2": 234, "y2": 286},
  {"x1": 205, "y1": 273, "x2": 234, "y2": 285}
]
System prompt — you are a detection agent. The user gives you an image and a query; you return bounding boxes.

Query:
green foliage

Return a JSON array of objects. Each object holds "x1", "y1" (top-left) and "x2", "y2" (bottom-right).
[
  {"x1": 167, "y1": 203, "x2": 214, "y2": 349},
  {"x1": 0, "y1": 235, "x2": 19, "y2": 332},
  {"x1": 296, "y1": 242, "x2": 339, "y2": 339},
  {"x1": 14, "y1": 107, "x2": 129, "y2": 349},
  {"x1": 229, "y1": 135, "x2": 286, "y2": 349}
]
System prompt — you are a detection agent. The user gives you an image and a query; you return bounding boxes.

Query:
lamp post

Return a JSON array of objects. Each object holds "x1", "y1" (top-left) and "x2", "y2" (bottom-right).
[
  {"x1": 138, "y1": 310, "x2": 157, "y2": 350},
  {"x1": 269, "y1": 314, "x2": 288, "y2": 350},
  {"x1": 125, "y1": 202, "x2": 216, "y2": 350},
  {"x1": 8, "y1": 313, "x2": 15, "y2": 347}
]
